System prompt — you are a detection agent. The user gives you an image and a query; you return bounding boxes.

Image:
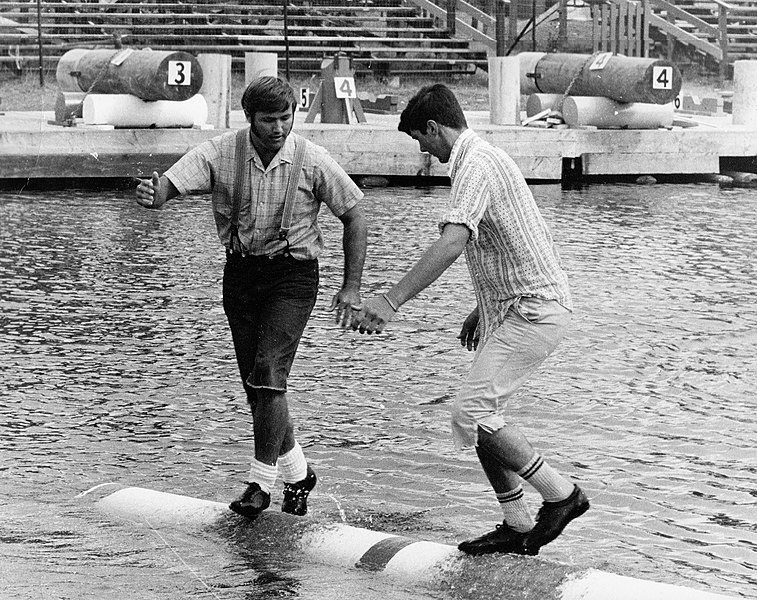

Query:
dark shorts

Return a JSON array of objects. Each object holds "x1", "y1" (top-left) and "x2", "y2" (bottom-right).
[{"x1": 223, "y1": 253, "x2": 318, "y2": 394}]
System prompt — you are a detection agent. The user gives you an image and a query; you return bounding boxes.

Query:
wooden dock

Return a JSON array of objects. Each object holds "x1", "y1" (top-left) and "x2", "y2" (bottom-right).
[{"x1": 1, "y1": 109, "x2": 755, "y2": 182}]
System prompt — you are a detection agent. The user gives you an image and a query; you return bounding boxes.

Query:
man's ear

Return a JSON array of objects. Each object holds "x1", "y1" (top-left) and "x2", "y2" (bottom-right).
[{"x1": 426, "y1": 120, "x2": 440, "y2": 136}]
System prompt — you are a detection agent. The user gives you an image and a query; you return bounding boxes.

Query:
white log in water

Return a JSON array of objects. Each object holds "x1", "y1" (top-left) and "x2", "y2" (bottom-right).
[{"x1": 86, "y1": 485, "x2": 738, "y2": 600}]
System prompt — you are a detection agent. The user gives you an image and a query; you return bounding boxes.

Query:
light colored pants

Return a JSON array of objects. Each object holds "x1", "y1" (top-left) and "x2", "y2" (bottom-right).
[{"x1": 451, "y1": 296, "x2": 572, "y2": 449}]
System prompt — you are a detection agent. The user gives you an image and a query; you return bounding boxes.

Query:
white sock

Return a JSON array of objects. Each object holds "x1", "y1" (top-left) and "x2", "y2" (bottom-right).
[
  {"x1": 277, "y1": 441, "x2": 308, "y2": 483},
  {"x1": 247, "y1": 459, "x2": 278, "y2": 494},
  {"x1": 517, "y1": 454, "x2": 574, "y2": 502},
  {"x1": 497, "y1": 485, "x2": 534, "y2": 533}
]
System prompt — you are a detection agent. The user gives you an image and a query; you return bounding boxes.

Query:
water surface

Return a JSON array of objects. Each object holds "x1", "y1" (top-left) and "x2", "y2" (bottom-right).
[{"x1": 1, "y1": 182, "x2": 755, "y2": 599}]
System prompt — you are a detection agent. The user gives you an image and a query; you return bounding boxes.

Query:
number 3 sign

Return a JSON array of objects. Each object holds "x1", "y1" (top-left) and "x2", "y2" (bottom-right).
[{"x1": 168, "y1": 61, "x2": 192, "y2": 86}]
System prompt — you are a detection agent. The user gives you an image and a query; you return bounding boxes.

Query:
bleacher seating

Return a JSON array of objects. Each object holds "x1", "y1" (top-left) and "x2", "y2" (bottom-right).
[{"x1": 0, "y1": 0, "x2": 488, "y2": 76}]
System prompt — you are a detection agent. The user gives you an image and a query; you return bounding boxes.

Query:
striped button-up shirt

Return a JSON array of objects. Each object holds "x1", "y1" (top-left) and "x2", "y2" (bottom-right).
[
  {"x1": 441, "y1": 129, "x2": 572, "y2": 345},
  {"x1": 165, "y1": 130, "x2": 363, "y2": 260}
]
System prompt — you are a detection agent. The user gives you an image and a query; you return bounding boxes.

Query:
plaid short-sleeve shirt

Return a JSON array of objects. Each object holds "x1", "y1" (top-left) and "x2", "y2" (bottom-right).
[
  {"x1": 165, "y1": 130, "x2": 363, "y2": 260},
  {"x1": 440, "y1": 129, "x2": 572, "y2": 345}
]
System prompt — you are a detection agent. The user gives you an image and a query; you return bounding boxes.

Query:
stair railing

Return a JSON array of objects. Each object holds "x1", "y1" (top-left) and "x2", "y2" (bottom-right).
[
  {"x1": 409, "y1": 0, "x2": 498, "y2": 49},
  {"x1": 646, "y1": 0, "x2": 730, "y2": 80}
]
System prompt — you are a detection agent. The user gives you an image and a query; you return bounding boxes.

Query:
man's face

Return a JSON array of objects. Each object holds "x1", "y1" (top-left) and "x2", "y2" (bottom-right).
[
  {"x1": 249, "y1": 106, "x2": 294, "y2": 156},
  {"x1": 410, "y1": 126, "x2": 451, "y2": 163}
]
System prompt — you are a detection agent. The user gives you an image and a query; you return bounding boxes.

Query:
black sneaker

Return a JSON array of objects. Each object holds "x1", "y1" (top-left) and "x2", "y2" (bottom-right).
[
  {"x1": 458, "y1": 521, "x2": 528, "y2": 555},
  {"x1": 229, "y1": 482, "x2": 271, "y2": 519},
  {"x1": 522, "y1": 485, "x2": 589, "y2": 555},
  {"x1": 281, "y1": 465, "x2": 317, "y2": 516}
]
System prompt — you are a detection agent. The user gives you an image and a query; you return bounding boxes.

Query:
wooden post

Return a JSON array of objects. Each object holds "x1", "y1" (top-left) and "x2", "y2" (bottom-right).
[
  {"x1": 447, "y1": 0, "x2": 456, "y2": 36},
  {"x1": 198, "y1": 53, "x2": 231, "y2": 129},
  {"x1": 495, "y1": 0, "x2": 507, "y2": 56},
  {"x1": 36, "y1": 0, "x2": 43, "y2": 86},
  {"x1": 609, "y1": 1, "x2": 618, "y2": 53},
  {"x1": 509, "y1": 0, "x2": 520, "y2": 50},
  {"x1": 558, "y1": 0, "x2": 568, "y2": 52},
  {"x1": 641, "y1": 0, "x2": 650, "y2": 57},
  {"x1": 618, "y1": 0, "x2": 628, "y2": 56},
  {"x1": 245, "y1": 52, "x2": 277, "y2": 82},
  {"x1": 718, "y1": 4, "x2": 730, "y2": 83},
  {"x1": 488, "y1": 56, "x2": 521, "y2": 125},
  {"x1": 732, "y1": 60, "x2": 757, "y2": 125}
]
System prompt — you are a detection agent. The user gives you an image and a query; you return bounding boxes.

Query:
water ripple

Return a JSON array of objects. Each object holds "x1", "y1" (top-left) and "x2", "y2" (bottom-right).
[{"x1": 1, "y1": 184, "x2": 755, "y2": 599}]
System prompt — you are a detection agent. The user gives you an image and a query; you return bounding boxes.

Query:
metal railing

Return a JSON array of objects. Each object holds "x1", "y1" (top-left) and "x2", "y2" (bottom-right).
[{"x1": 647, "y1": 0, "x2": 730, "y2": 78}]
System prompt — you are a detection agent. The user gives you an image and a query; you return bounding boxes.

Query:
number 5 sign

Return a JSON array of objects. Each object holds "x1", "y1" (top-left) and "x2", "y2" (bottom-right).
[
  {"x1": 168, "y1": 61, "x2": 192, "y2": 86},
  {"x1": 334, "y1": 76, "x2": 357, "y2": 99}
]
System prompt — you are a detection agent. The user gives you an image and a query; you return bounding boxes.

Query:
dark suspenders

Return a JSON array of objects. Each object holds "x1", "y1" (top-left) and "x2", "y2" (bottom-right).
[{"x1": 229, "y1": 127, "x2": 306, "y2": 255}]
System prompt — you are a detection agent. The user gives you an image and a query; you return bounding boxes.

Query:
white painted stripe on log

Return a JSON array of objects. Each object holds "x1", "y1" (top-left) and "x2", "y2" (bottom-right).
[{"x1": 382, "y1": 541, "x2": 458, "y2": 580}]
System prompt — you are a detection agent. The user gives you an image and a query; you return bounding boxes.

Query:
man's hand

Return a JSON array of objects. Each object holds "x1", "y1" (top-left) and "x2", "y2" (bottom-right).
[
  {"x1": 330, "y1": 287, "x2": 361, "y2": 328},
  {"x1": 350, "y1": 294, "x2": 396, "y2": 334},
  {"x1": 457, "y1": 307, "x2": 480, "y2": 351},
  {"x1": 135, "y1": 171, "x2": 167, "y2": 209}
]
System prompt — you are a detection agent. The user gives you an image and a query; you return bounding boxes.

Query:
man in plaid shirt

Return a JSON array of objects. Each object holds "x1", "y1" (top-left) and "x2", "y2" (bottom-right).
[
  {"x1": 352, "y1": 84, "x2": 588, "y2": 556},
  {"x1": 136, "y1": 76, "x2": 367, "y2": 519}
]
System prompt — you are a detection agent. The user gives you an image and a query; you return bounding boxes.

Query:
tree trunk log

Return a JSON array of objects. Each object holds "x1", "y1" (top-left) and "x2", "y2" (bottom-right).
[
  {"x1": 57, "y1": 49, "x2": 203, "y2": 102},
  {"x1": 519, "y1": 52, "x2": 681, "y2": 105}
]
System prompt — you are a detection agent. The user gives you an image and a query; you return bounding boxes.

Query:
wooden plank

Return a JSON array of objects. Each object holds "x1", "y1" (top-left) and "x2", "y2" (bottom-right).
[
  {"x1": 3, "y1": 111, "x2": 756, "y2": 182},
  {"x1": 610, "y1": 1, "x2": 618, "y2": 53},
  {"x1": 581, "y1": 152, "x2": 720, "y2": 174},
  {"x1": 619, "y1": 0, "x2": 628, "y2": 56}
]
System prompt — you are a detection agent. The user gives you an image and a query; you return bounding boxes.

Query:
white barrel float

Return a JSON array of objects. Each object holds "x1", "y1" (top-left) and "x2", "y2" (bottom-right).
[
  {"x1": 82, "y1": 94, "x2": 208, "y2": 128},
  {"x1": 488, "y1": 56, "x2": 521, "y2": 126},
  {"x1": 526, "y1": 93, "x2": 564, "y2": 117},
  {"x1": 561, "y1": 96, "x2": 674, "y2": 129},
  {"x1": 245, "y1": 51, "x2": 278, "y2": 82},
  {"x1": 54, "y1": 91, "x2": 87, "y2": 122},
  {"x1": 82, "y1": 485, "x2": 739, "y2": 600},
  {"x1": 57, "y1": 48, "x2": 203, "y2": 102},
  {"x1": 519, "y1": 52, "x2": 681, "y2": 105},
  {"x1": 732, "y1": 59, "x2": 757, "y2": 126},
  {"x1": 198, "y1": 53, "x2": 231, "y2": 130}
]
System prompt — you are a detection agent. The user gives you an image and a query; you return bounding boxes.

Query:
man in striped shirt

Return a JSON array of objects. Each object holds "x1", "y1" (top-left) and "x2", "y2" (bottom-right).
[
  {"x1": 136, "y1": 77, "x2": 367, "y2": 521},
  {"x1": 351, "y1": 84, "x2": 589, "y2": 556}
]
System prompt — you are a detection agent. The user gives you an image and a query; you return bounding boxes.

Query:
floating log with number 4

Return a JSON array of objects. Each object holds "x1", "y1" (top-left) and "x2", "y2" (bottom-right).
[
  {"x1": 57, "y1": 49, "x2": 203, "y2": 102},
  {"x1": 519, "y1": 52, "x2": 681, "y2": 105}
]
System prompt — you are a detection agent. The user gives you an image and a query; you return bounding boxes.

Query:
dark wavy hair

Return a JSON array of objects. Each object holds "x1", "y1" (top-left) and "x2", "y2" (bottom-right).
[
  {"x1": 398, "y1": 84, "x2": 467, "y2": 135},
  {"x1": 241, "y1": 76, "x2": 297, "y2": 120}
]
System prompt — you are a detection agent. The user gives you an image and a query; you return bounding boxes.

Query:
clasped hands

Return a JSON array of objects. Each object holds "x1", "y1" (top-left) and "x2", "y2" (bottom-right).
[
  {"x1": 330, "y1": 292, "x2": 396, "y2": 334},
  {"x1": 331, "y1": 288, "x2": 396, "y2": 333}
]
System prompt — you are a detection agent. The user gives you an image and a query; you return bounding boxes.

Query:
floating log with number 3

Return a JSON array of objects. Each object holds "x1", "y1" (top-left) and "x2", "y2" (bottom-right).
[
  {"x1": 519, "y1": 52, "x2": 681, "y2": 105},
  {"x1": 56, "y1": 49, "x2": 203, "y2": 102}
]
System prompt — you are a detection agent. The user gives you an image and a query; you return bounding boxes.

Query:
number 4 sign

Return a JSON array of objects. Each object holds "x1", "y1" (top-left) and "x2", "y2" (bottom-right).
[
  {"x1": 334, "y1": 76, "x2": 357, "y2": 98},
  {"x1": 652, "y1": 66, "x2": 673, "y2": 90}
]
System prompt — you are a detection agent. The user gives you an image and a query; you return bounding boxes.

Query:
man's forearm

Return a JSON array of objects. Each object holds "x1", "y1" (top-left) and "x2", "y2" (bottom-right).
[
  {"x1": 342, "y1": 216, "x2": 367, "y2": 290},
  {"x1": 385, "y1": 223, "x2": 469, "y2": 309}
]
